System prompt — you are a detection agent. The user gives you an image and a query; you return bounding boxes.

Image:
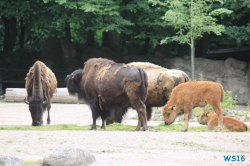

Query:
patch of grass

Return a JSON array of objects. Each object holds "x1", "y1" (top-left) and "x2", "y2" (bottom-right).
[
  {"x1": 0, "y1": 100, "x2": 9, "y2": 103},
  {"x1": 24, "y1": 160, "x2": 42, "y2": 166},
  {"x1": 104, "y1": 123, "x2": 135, "y2": 131},
  {"x1": 0, "y1": 124, "x2": 90, "y2": 131},
  {"x1": 0, "y1": 123, "x2": 249, "y2": 132},
  {"x1": 172, "y1": 141, "x2": 207, "y2": 150},
  {"x1": 155, "y1": 123, "x2": 208, "y2": 132}
]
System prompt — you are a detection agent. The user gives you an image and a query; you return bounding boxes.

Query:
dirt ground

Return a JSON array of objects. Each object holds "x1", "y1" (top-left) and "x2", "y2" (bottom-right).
[{"x1": 0, "y1": 102, "x2": 250, "y2": 166}]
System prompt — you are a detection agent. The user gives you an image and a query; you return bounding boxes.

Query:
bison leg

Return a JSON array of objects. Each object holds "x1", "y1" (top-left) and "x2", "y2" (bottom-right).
[
  {"x1": 90, "y1": 103, "x2": 101, "y2": 130},
  {"x1": 134, "y1": 100, "x2": 148, "y2": 131},
  {"x1": 100, "y1": 111, "x2": 107, "y2": 129},
  {"x1": 46, "y1": 99, "x2": 52, "y2": 125},
  {"x1": 181, "y1": 108, "x2": 191, "y2": 132},
  {"x1": 212, "y1": 106, "x2": 223, "y2": 132}
]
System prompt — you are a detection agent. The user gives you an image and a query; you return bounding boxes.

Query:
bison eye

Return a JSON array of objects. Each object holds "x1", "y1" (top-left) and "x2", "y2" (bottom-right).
[{"x1": 167, "y1": 113, "x2": 170, "y2": 117}]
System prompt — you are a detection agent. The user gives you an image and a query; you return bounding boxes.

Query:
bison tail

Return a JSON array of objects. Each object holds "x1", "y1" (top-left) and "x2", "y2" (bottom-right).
[
  {"x1": 146, "y1": 107, "x2": 153, "y2": 121},
  {"x1": 220, "y1": 84, "x2": 224, "y2": 102},
  {"x1": 138, "y1": 68, "x2": 148, "y2": 102}
]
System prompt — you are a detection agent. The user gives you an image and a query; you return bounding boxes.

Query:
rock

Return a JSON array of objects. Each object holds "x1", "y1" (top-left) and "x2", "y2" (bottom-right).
[
  {"x1": 0, "y1": 156, "x2": 24, "y2": 166},
  {"x1": 43, "y1": 143, "x2": 96, "y2": 166},
  {"x1": 89, "y1": 161, "x2": 111, "y2": 166},
  {"x1": 165, "y1": 57, "x2": 250, "y2": 104}
]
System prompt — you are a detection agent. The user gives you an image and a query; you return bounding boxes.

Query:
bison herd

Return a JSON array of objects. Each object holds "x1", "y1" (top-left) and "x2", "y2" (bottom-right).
[{"x1": 24, "y1": 58, "x2": 248, "y2": 132}]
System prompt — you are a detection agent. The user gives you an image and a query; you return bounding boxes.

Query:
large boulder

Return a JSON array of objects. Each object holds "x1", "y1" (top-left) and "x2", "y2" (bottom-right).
[
  {"x1": 43, "y1": 143, "x2": 96, "y2": 166},
  {"x1": 165, "y1": 56, "x2": 250, "y2": 104},
  {"x1": 0, "y1": 156, "x2": 24, "y2": 166}
]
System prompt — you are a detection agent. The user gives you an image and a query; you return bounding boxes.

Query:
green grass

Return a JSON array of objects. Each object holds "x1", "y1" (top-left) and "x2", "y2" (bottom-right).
[
  {"x1": 24, "y1": 160, "x2": 42, "y2": 166},
  {"x1": 0, "y1": 122, "x2": 249, "y2": 132}
]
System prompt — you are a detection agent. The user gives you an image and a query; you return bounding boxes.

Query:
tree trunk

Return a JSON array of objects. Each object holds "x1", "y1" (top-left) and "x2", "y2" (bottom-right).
[
  {"x1": 2, "y1": 16, "x2": 17, "y2": 52},
  {"x1": 107, "y1": 30, "x2": 121, "y2": 53},
  {"x1": 65, "y1": 21, "x2": 71, "y2": 41},
  {"x1": 195, "y1": 34, "x2": 210, "y2": 58},
  {"x1": 141, "y1": 37, "x2": 150, "y2": 55},
  {"x1": 191, "y1": 38, "x2": 195, "y2": 81},
  {"x1": 19, "y1": 17, "x2": 25, "y2": 48},
  {"x1": 87, "y1": 31, "x2": 95, "y2": 47}
]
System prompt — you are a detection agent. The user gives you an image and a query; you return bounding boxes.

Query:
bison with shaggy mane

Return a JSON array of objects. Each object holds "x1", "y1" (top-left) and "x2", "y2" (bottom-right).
[
  {"x1": 24, "y1": 61, "x2": 57, "y2": 126},
  {"x1": 106, "y1": 62, "x2": 189, "y2": 124},
  {"x1": 65, "y1": 58, "x2": 148, "y2": 131}
]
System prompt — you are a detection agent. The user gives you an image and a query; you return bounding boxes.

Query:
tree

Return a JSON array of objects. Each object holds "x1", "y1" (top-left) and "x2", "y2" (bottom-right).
[{"x1": 149, "y1": 0, "x2": 232, "y2": 80}]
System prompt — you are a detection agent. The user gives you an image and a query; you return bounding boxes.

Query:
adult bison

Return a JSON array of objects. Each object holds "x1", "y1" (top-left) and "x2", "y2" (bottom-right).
[
  {"x1": 65, "y1": 58, "x2": 148, "y2": 131},
  {"x1": 106, "y1": 62, "x2": 189, "y2": 124},
  {"x1": 24, "y1": 61, "x2": 57, "y2": 126}
]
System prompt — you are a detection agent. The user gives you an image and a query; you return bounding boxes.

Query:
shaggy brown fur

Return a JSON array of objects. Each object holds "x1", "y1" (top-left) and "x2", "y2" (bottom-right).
[
  {"x1": 25, "y1": 61, "x2": 57, "y2": 126},
  {"x1": 25, "y1": 61, "x2": 57, "y2": 98},
  {"x1": 128, "y1": 62, "x2": 189, "y2": 106},
  {"x1": 65, "y1": 58, "x2": 148, "y2": 131},
  {"x1": 162, "y1": 81, "x2": 224, "y2": 132},
  {"x1": 106, "y1": 62, "x2": 189, "y2": 125},
  {"x1": 199, "y1": 111, "x2": 248, "y2": 132}
]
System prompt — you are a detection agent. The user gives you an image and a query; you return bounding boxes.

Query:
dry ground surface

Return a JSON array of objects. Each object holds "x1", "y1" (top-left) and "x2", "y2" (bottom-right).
[{"x1": 0, "y1": 102, "x2": 250, "y2": 166}]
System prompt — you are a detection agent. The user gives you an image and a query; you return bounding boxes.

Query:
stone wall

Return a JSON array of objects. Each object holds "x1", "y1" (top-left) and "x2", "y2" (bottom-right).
[{"x1": 165, "y1": 56, "x2": 250, "y2": 104}]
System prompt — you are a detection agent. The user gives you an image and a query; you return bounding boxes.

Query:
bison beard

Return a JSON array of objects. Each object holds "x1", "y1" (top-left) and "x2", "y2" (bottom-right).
[{"x1": 65, "y1": 58, "x2": 148, "y2": 131}]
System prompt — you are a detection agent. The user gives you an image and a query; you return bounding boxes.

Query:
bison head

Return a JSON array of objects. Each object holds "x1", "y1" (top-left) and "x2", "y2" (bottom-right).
[
  {"x1": 162, "y1": 104, "x2": 182, "y2": 125},
  {"x1": 198, "y1": 111, "x2": 210, "y2": 125},
  {"x1": 65, "y1": 69, "x2": 83, "y2": 96},
  {"x1": 24, "y1": 96, "x2": 47, "y2": 126}
]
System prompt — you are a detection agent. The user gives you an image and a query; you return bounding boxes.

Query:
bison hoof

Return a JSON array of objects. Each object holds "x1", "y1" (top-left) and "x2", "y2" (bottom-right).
[{"x1": 181, "y1": 129, "x2": 187, "y2": 132}]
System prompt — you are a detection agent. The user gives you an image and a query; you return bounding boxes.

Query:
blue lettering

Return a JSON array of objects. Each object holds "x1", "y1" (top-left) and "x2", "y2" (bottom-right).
[
  {"x1": 224, "y1": 155, "x2": 245, "y2": 162},
  {"x1": 237, "y1": 155, "x2": 240, "y2": 162},
  {"x1": 232, "y1": 156, "x2": 236, "y2": 162},
  {"x1": 224, "y1": 155, "x2": 231, "y2": 162}
]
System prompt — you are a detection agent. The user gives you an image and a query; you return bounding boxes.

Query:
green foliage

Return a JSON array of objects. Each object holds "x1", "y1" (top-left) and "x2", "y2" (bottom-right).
[
  {"x1": 223, "y1": 25, "x2": 250, "y2": 47},
  {"x1": 150, "y1": 0, "x2": 232, "y2": 46},
  {"x1": 247, "y1": 100, "x2": 250, "y2": 110},
  {"x1": 24, "y1": 160, "x2": 42, "y2": 166},
  {"x1": 221, "y1": 91, "x2": 237, "y2": 111},
  {"x1": 198, "y1": 73, "x2": 204, "y2": 81}
]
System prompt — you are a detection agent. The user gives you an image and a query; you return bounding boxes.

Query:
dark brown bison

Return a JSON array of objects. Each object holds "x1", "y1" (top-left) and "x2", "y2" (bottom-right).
[
  {"x1": 65, "y1": 58, "x2": 148, "y2": 131},
  {"x1": 24, "y1": 61, "x2": 57, "y2": 126},
  {"x1": 106, "y1": 62, "x2": 189, "y2": 124}
]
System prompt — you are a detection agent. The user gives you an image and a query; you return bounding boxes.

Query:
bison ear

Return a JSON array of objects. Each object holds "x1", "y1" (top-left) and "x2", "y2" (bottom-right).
[{"x1": 171, "y1": 106, "x2": 176, "y2": 111}]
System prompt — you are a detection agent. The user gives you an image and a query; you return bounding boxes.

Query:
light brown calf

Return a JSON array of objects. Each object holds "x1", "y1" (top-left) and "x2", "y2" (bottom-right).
[
  {"x1": 162, "y1": 81, "x2": 224, "y2": 132},
  {"x1": 198, "y1": 111, "x2": 248, "y2": 132}
]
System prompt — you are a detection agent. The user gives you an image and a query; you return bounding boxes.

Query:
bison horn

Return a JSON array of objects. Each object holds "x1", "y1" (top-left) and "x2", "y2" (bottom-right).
[
  {"x1": 43, "y1": 96, "x2": 48, "y2": 105},
  {"x1": 24, "y1": 97, "x2": 29, "y2": 104}
]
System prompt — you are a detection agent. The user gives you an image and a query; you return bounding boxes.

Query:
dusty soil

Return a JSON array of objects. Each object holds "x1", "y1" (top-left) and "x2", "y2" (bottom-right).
[{"x1": 0, "y1": 102, "x2": 250, "y2": 166}]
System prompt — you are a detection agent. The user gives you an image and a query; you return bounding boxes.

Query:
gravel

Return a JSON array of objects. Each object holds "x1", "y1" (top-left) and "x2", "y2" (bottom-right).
[{"x1": 0, "y1": 102, "x2": 250, "y2": 166}]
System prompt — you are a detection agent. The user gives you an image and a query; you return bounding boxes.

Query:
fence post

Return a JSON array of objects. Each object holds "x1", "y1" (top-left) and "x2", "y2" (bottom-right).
[{"x1": 0, "y1": 69, "x2": 2, "y2": 95}]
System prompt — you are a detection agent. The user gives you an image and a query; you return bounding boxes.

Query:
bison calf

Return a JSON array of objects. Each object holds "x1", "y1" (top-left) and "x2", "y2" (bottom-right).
[
  {"x1": 162, "y1": 81, "x2": 224, "y2": 132},
  {"x1": 198, "y1": 111, "x2": 248, "y2": 132}
]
